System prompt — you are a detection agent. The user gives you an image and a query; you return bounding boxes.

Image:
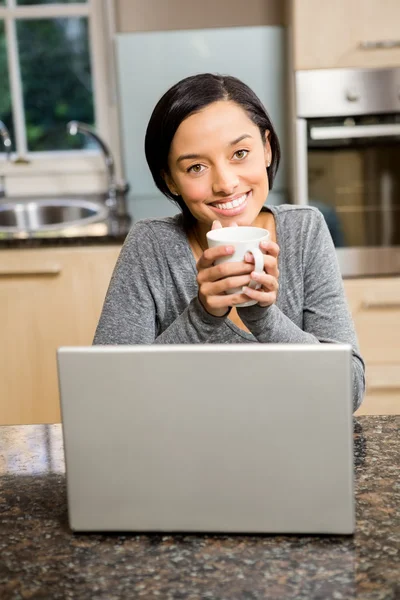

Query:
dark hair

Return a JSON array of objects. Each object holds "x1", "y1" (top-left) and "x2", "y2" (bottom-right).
[{"x1": 145, "y1": 73, "x2": 281, "y2": 223}]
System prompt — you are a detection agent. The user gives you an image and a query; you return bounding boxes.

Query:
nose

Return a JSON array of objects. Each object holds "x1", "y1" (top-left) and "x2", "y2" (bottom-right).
[{"x1": 212, "y1": 164, "x2": 239, "y2": 196}]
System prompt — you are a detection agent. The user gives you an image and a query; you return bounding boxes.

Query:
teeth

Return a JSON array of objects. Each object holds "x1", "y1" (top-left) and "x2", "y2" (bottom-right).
[{"x1": 213, "y1": 193, "x2": 247, "y2": 210}]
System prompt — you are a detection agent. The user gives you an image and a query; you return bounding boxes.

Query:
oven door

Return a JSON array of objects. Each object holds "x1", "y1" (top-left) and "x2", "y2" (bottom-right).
[{"x1": 296, "y1": 117, "x2": 400, "y2": 277}]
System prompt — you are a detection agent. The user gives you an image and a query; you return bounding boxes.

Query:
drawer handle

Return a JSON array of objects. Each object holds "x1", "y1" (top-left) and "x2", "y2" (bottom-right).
[
  {"x1": 359, "y1": 39, "x2": 400, "y2": 50},
  {"x1": 367, "y1": 382, "x2": 400, "y2": 392},
  {"x1": 361, "y1": 300, "x2": 400, "y2": 310},
  {"x1": 0, "y1": 265, "x2": 61, "y2": 276}
]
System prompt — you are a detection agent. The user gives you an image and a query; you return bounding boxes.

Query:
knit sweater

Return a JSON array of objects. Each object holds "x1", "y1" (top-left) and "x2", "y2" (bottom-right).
[{"x1": 94, "y1": 205, "x2": 365, "y2": 411}]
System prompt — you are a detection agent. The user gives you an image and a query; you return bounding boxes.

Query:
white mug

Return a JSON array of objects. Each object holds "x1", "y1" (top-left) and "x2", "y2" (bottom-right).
[{"x1": 206, "y1": 226, "x2": 269, "y2": 307}]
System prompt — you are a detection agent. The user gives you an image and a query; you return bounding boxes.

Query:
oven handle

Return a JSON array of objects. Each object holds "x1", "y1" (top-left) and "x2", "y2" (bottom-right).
[
  {"x1": 296, "y1": 118, "x2": 308, "y2": 205},
  {"x1": 310, "y1": 123, "x2": 400, "y2": 141}
]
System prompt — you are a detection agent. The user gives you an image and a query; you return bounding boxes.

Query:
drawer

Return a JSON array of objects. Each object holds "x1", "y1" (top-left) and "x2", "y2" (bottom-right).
[
  {"x1": 354, "y1": 311, "x2": 400, "y2": 363},
  {"x1": 344, "y1": 278, "x2": 400, "y2": 364},
  {"x1": 355, "y1": 364, "x2": 400, "y2": 415}
]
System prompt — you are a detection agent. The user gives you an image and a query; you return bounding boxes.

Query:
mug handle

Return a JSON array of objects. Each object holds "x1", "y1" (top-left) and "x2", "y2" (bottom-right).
[{"x1": 245, "y1": 247, "x2": 264, "y2": 290}]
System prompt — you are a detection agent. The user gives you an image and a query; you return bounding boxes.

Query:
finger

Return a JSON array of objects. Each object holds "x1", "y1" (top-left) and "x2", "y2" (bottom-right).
[
  {"x1": 211, "y1": 220, "x2": 222, "y2": 230},
  {"x1": 260, "y1": 240, "x2": 280, "y2": 258},
  {"x1": 263, "y1": 255, "x2": 279, "y2": 278},
  {"x1": 229, "y1": 222, "x2": 239, "y2": 227},
  {"x1": 201, "y1": 274, "x2": 253, "y2": 296},
  {"x1": 241, "y1": 286, "x2": 277, "y2": 307},
  {"x1": 205, "y1": 291, "x2": 253, "y2": 311},
  {"x1": 244, "y1": 253, "x2": 279, "y2": 278},
  {"x1": 197, "y1": 260, "x2": 253, "y2": 284},
  {"x1": 249, "y1": 271, "x2": 279, "y2": 292},
  {"x1": 226, "y1": 291, "x2": 257, "y2": 306},
  {"x1": 197, "y1": 245, "x2": 234, "y2": 270}
]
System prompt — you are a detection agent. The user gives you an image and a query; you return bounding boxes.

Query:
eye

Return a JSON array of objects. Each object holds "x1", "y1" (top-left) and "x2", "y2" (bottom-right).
[
  {"x1": 234, "y1": 149, "x2": 249, "y2": 160},
  {"x1": 187, "y1": 163, "x2": 205, "y2": 174}
]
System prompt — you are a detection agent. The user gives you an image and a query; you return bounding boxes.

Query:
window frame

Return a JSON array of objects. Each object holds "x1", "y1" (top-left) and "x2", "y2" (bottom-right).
[{"x1": 0, "y1": 0, "x2": 122, "y2": 196}]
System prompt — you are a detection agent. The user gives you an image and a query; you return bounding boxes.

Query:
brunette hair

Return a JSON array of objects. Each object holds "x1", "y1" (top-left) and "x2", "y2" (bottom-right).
[{"x1": 145, "y1": 73, "x2": 281, "y2": 222}]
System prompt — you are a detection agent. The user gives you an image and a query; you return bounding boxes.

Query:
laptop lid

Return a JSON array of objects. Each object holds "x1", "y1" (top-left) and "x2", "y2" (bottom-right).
[{"x1": 57, "y1": 344, "x2": 354, "y2": 534}]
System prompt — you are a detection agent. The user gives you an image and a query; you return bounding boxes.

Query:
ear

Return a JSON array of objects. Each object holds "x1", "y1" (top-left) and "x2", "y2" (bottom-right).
[
  {"x1": 263, "y1": 130, "x2": 272, "y2": 168},
  {"x1": 162, "y1": 171, "x2": 179, "y2": 196}
]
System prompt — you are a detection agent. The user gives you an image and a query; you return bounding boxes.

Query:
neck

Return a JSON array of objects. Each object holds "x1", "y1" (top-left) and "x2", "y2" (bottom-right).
[{"x1": 191, "y1": 222, "x2": 209, "y2": 253}]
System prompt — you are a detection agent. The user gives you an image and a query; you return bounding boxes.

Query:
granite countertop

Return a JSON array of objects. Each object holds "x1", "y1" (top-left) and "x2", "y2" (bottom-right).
[
  {"x1": 0, "y1": 416, "x2": 399, "y2": 600},
  {"x1": 0, "y1": 215, "x2": 131, "y2": 248}
]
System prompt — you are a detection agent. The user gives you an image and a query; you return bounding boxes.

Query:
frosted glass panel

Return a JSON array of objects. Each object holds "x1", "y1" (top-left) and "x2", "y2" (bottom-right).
[{"x1": 116, "y1": 27, "x2": 287, "y2": 219}]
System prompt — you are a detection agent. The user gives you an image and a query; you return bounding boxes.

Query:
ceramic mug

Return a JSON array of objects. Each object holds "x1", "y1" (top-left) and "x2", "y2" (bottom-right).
[{"x1": 206, "y1": 226, "x2": 270, "y2": 307}]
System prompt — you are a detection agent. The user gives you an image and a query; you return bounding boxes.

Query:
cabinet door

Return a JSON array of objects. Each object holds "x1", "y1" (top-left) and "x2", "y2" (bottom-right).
[
  {"x1": 0, "y1": 246, "x2": 121, "y2": 425},
  {"x1": 344, "y1": 277, "x2": 400, "y2": 364},
  {"x1": 344, "y1": 277, "x2": 400, "y2": 415},
  {"x1": 356, "y1": 364, "x2": 400, "y2": 415},
  {"x1": 292, "y1": 0, "x2": 400, "y2": 70}
]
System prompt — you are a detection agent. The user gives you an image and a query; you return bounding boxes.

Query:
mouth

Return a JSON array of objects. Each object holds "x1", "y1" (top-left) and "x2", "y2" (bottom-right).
[{"x1": 208, "y1": 191, "x2": 251, "y2": 216}]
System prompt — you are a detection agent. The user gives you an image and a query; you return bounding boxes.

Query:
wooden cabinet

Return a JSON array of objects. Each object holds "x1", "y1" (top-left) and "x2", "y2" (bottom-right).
[
  {"x1": 291, "y1": 0, "x2": 400, "y2": 70},
  {"x1": 2, "y1": 245, "x2": 397, "y2": 423},
  {"x1": 344, "y1": 277, "x2": 400, "y2": 415},
  {"x1": 0, "y1": 246, "x2": 121, "y2": 425}
]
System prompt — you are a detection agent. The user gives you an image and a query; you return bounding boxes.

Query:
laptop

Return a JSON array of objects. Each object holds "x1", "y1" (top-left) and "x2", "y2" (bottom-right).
[{"x1": 57, "y1": 344, "x2": 354, "y2": 534}]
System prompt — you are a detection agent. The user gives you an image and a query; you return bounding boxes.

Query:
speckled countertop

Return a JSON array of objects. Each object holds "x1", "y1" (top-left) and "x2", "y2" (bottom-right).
[
  {"x1": 0, "y1": 194, "x2": 131, "y2": 249},
  {"x1": 0, "y1": 416, "x2": 399, "y2": 600},
  {"x1": 0, "y1": 216, "x2": 130, "y2": 248}
]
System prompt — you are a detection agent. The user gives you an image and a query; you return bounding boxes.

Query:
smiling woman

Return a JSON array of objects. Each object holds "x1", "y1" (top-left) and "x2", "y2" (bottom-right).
[
  {"x1": 145, "y1": 74, "x2": 280, "y2": 230},
  {"x1": 165, "y1": 102, "x2": 272, "y2": 229},
  {"x1": 93, "y1": 73, "x2": 366, "y2": 413}
]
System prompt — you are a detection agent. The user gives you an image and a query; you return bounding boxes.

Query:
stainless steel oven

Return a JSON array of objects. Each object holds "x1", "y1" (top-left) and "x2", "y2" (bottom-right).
[{"x1": 295, "y1": 67, "x2": 400, "y2": 277}]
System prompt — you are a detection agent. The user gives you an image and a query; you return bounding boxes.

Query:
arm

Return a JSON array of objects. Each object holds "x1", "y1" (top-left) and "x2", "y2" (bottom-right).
[
  {"x1": 93, "y1": 221, "x2": 228, "y2": 345},
  {"x1": 237, "y1": 210, "x2": 365, "y2": 412}
]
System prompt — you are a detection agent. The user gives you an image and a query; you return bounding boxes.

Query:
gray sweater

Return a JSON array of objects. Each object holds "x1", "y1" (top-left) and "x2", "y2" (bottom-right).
[{"x1": 94, "y1": 205, "x2": 365, "y2": 411}]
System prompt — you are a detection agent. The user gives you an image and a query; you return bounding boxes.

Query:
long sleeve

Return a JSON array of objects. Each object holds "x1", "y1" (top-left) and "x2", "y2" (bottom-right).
[
  {"x1": 93, "y1": 220, "x2": 228, "y2": 345},
  {"x1": 237, "y1": 209, "x2": 365, "y2": 412}
]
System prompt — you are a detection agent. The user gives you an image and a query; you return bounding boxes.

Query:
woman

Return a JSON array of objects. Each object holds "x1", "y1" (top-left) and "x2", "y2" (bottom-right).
[{"x1": 94, "y1": 73, "x2": 365, "y2": 411}]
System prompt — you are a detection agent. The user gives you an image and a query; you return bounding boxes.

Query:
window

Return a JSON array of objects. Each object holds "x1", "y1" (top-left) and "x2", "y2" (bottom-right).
[{"x1": 0, "y1": 0, "x2": 119, "y2": 196}]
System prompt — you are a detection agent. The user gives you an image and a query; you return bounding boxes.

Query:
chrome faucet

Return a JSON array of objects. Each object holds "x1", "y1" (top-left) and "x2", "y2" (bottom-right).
[
  {"x1": 0, "y1": 120, "x2": 12, "y2": 198},
  {"x1": 67, "y1": 121, "x2": 128, "y2": 214}
]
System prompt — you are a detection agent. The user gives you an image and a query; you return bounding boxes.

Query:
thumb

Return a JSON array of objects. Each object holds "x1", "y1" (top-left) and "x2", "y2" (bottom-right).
[
  {"x1": 229, "y1": 222, "x2": 239, "y2": 227},
  {"x1": 211, "y1": 220, "x2": 222, "y2": 230}
]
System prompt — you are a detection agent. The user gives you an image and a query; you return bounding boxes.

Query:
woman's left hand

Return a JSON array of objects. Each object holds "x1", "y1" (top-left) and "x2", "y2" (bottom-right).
[{"x1": 241, "y1": 240, "x2": 280, "y2": 308}]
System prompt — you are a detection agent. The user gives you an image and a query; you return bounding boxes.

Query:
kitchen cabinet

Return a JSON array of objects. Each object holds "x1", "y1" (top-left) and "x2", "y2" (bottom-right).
[
  {"x1": 3, "y1": 246, "x2": 396, "y2": 424},
  {"x1": 290, "y1": 0, "x2": 400, "y2": 70},
  {"x1": 343, "y1": 277, "x2": 400, "y2": 415},
  {"x1": 0, "y1": 246, "x2": 121, "y2": 425}
]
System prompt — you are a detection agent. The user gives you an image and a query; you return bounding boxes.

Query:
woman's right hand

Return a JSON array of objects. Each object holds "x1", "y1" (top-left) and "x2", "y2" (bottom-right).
[{"x1": 196, "y1": 246, "x2": 254, "y2": 317}]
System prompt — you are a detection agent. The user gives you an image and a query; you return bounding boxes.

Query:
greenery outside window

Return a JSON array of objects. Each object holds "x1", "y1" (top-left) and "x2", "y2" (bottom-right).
[{"x1": 0, "y1": 0, "x2": 118, "y2": 196}]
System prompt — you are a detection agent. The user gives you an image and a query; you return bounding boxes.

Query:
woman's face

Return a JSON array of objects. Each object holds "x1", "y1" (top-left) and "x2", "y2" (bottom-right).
[{"x1": 165, "y1": 100, "x2": 272, "y2": 228}]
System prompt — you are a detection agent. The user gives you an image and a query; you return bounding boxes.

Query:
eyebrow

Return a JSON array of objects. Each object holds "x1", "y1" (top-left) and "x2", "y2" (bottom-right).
[{"x1": 176, "y1": 134, "x2": 253, "y2": 164}]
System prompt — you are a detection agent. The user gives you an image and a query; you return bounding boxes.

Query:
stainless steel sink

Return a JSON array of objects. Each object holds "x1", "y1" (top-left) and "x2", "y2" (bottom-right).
[{"x1": 0, "y1": 198, "x2": 108, "y2": 232}]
